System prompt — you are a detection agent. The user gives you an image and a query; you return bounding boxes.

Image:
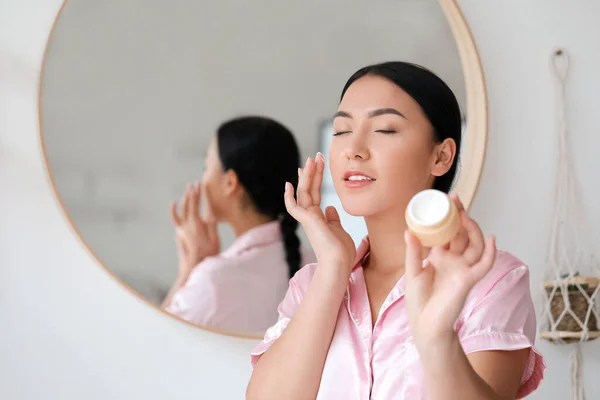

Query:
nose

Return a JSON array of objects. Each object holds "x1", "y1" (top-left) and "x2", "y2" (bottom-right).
[{"x1": 342, "y1": 131, "x2": 370, "y2": 161}]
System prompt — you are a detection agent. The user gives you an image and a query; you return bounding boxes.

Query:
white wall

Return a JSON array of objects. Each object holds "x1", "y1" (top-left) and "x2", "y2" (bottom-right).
[
  {"x1": 464, "y1": 0, "x2": 600, "y2": 397},
  {"x1": 1, "y1": 0, "x2": 599, "y2": 399},
  {"x1": 39, "y1": 0, "x2": 464, "y2": 305}
]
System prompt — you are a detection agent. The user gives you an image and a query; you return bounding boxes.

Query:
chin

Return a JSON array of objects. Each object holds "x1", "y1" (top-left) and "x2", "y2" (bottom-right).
[{"x1": 338, "y1": 196, "x2": 379, "y2": 217}]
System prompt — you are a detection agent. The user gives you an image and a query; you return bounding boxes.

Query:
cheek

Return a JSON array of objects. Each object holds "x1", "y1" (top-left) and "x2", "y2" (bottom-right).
[
  {"x1": 375, "y1": 142, "x2": 432, "y2": 187},
  {"x1": 328, "y1": 140, "x2": 345, "y2": 177},
  {"x1": 201, "y1": 176, "x2": 225, "y2": 217},
  {"x1": 202, "y1": 170, "x2": 222, "y2": 198}
]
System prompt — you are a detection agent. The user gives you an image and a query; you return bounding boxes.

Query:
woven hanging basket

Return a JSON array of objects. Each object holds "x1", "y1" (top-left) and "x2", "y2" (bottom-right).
[{"x1": 540, "y1": 276, "x2": 600, "y2": 343}]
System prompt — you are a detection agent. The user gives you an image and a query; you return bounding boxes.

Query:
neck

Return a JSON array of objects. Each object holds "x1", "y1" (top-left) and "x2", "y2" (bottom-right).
[
  {"x1": 228, "y1": 208, "x2": 275, "y2": 238},
  {"x1": 364, "y1": 209, "x2": 430, "y2": 275}
]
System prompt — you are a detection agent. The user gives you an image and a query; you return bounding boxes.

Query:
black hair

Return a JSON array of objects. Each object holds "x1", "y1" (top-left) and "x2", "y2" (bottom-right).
[
  {"x1": 216, "y1": 116, "x2": 301, "y2": 278},
  {"x1": 341, "y1": 61, "x2": 462, "y2": 193}
]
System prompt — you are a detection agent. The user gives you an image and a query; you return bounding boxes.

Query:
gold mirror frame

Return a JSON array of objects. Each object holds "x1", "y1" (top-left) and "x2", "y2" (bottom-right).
[{"x1": 38, "y1": 0, "x2": 488, "y2": 340}]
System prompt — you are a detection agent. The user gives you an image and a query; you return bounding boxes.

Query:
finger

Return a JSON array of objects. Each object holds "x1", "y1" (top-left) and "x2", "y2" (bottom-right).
[
  {"x1": 181, "y1": 184, "x2": 191, "y2": 220},
  {"x1": 175, "y1": 229, "x2": 188, "y2": 252},
  {"x1": 427, "y1": 242, "x2": 470, "y2": 269},
  {"x1": 324, "y1": 206, "x2": 341, "y2": 227},
  {"x1": 449, "y1": 221, "x2": 469, "y2": 254},
  {"x1": 404, "y1": 231, "x2": 425, "y2": 279},
  {"x1": 449, "y1": 192, "x2": 465, "y2": 213},
  {"x1": 284, "y1": 181, "x2": 305, "y2": 222},
  {"x1": 175, "y1": 228, "x2": 185, "y2": 246},
  {"x1": 426, "y1": 244, "x2": 461, "y2": 268},
  {"x1": 425, "y1": 245, "x2": 443, "y2": 267},
  {"x1": 204, "y1": 200, "x2": 216, "y2": 223},
  {"x1": 471, "y1": 235, "x2": 497, "y2": 281},
  {"x1": 205, "y1": 219, "x2": 219, "y2": 242},
  {"x1": 175, "y1": 227, "x2": 185, "y2": 243},
  {"x1": 462, "y1": 213, "x2": 486, "y2": 262},
  {"x1": 190, "y1": 182, "x2": 201, "y2": 218},
  {"x1": 296, "y1": 157, "x2": 315, "y2": 208},
  {"x1": 448, "y1": 192, "x2": 468, "y2": 253},
  {"x1": 311, "y1": 153, "x2": 325, "y2": 205},
  {"x1": 199, "y1": 183, "x2": 217, "y2": 223},
  {"x1": 171, "y1": 201, "x2": 182, "y2": 225},
  {"x1": 406, "y1": 263, "x2": 434, "y2": 324}
]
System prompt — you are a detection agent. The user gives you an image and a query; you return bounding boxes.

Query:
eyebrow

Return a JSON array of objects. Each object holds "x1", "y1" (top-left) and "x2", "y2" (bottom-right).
[{"x1": 333, "y1": 108, "x2": 406, "y2": 120}]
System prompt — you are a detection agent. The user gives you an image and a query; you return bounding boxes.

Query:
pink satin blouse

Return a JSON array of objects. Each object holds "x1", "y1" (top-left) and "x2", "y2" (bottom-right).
[
  {"x1": 251, "y1": 237, "x2": 546, "y2": 399},
  {"x1": 166, "y1": 221, "x2": 315, "y2": 334}
]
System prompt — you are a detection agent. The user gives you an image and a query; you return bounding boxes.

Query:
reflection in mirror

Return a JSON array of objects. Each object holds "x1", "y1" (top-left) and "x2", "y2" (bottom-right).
[{"x1": 41, "y1": 0, "x2": 465, "y2": 336}]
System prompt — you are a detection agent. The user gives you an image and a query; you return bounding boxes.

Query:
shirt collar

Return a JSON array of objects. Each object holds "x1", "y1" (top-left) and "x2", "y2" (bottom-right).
[
  {"x1": 222, "y1": 220, "x2": 282, "y2": 257},
  {"x1": 347, "y1": 236, "x2": 408, "y2": 315},
  {"x1": 351, "y1": 236, "x2": 371, "y2": 272}
]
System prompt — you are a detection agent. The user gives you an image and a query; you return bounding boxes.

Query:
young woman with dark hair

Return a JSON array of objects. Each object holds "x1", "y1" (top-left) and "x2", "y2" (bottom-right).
[
  {"x1": 162, "y1": 116, "x2": 315, "y2": 334},
  {"x1": 247, "y1": 62, "x2": 545, "y2": 399}
]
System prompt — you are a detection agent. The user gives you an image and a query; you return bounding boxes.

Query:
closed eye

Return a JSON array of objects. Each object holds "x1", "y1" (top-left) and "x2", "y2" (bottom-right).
[
  {"x1": 333, "y1": 131, "x2": 351, "y2": 136},
  {"x1": 375, "y1": 130, "x2": 396, "y2": 134}
]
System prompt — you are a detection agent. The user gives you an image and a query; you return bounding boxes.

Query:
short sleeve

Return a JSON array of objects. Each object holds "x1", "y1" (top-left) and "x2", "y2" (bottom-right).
[
  {"x1": 457, "y1": 255, "x2": 546, "y2": 398},
  {"x1": 249, "y1": 264, "x2": 312, "y2": 367},
  {"x1": 165, "y1": 260, "x2": 221, "y2": 327}
]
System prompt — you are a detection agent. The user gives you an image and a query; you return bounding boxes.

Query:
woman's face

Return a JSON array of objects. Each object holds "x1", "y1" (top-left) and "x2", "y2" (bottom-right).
[{"x1": 330, "y1": 75, "x2": 455, "y2": 218}]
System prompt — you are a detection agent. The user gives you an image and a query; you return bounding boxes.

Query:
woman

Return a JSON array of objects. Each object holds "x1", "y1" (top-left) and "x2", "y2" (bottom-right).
[
  {"x1": 161, "y1": 116, "x2": 315, "y2": 334},
  {"x1": 247, "y1": 62, "x2": 545, "y2": 399}
]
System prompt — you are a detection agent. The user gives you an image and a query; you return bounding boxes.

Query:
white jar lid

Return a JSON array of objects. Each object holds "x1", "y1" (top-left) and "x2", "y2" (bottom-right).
[{"x1": 407, "y1": 189, "x2": 450, "y2": 227}]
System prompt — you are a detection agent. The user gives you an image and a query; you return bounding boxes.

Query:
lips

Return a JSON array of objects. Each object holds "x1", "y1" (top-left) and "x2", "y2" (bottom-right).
[
  {"x1": 343, "y1": 170, "x2": 376, "y2": 189},
  {"x1": 343, "y1": 171, "x2": 375, "y2": 181}
]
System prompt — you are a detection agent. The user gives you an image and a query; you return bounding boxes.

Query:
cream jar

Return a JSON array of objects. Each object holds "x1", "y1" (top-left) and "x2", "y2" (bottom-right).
[{"x1": 405, "y1": 189, "x2": 461, "y2": 247}]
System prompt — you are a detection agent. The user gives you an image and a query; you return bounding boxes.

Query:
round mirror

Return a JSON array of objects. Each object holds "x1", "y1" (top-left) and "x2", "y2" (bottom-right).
[{"x1": 40, "y1": 0, "x2": 485, "y2": 337}]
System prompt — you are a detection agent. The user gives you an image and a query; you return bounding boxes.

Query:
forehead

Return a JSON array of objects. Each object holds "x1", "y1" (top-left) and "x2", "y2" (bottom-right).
[
  {"x1": 338, "y1": 75, "x2": 418, "y2": 113},
  {"x1": 207, "y1": 136, "x2": 218, "y2": 155},
  {"x1": 204, "y1": 136, "x2": 221, "y2": 166}
]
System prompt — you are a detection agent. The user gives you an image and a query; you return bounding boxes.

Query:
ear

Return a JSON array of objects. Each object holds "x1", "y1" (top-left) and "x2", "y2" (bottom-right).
[
  {"x1": 431, "y1": 138, "x2": 457, "y2": 178},
  {"x1": 222, "y1": 169, "x2": 242, "y2": 197}
]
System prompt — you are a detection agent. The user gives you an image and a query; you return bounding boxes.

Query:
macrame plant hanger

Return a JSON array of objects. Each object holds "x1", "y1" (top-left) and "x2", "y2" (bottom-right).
[{"x1": 538, "y1": 48, "x2": 600, "y2": 400}]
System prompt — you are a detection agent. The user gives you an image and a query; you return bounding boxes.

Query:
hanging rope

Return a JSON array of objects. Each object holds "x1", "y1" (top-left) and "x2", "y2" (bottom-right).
[
  {"x1": 570, "y1": 344, "x2": 584, "y2": 400},
  {"x1": 538, "y1": 48, "x2": 600, "y2": 400}
]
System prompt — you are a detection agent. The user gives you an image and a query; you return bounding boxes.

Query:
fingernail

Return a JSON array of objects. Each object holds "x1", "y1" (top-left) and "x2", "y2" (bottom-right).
[
  {"x1": 298, "y1": 168, "x2": 302, "y2": 176},
  {"x1": 317, "y1": 152, "x2": 325, "y2": 161}
]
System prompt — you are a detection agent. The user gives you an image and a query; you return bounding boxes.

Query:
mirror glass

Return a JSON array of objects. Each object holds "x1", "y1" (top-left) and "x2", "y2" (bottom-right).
[{"x1": 41, "y1": 0, "x2": 465, "y2": 336}]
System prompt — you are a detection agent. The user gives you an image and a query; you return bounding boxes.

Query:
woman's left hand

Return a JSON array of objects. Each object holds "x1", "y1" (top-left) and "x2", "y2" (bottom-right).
[{"x1": 404, "y1": 193, "x2": 497, "y2": 344}]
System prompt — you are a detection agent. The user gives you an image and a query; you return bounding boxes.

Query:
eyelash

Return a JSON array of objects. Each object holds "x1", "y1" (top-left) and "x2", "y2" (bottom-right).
[
  {"x1": 333, "y1": 129, "x2": 397, "y2": 136},
  {"x1": 375, "y1": 130, "x2": 396, "y2": 134}
]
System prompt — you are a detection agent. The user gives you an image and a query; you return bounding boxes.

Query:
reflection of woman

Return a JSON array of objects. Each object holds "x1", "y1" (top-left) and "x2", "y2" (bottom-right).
[
  {"x1": 247, "y1": 62, "x2": 545, "y2": 399},
  {"x1": 161, "y1": 116, "x2": 314, "y2": 334}
]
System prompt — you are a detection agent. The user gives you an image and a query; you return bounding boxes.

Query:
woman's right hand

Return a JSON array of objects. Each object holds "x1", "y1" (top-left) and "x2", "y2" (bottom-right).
[
  {"x1": 284, "y1": 153, "x2": 356, "y2": 272},
  {"x1": 171, "y1": 182, "x2": 220, "y2": 274}
]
